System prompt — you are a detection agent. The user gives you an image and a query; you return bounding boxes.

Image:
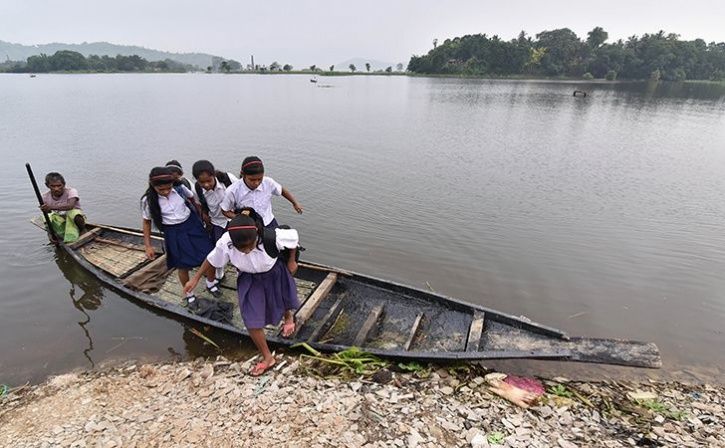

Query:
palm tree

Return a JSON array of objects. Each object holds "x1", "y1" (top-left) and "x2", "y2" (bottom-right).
[
  {"x1": 329, "y1": 65, "x2": 334, "y2": 72},
  {"x1": 349, "y1": 64, "x2": 356, "y2": 72},
  {"x1": 365, "y1": 62, "x2": 371, "y2": 72}
]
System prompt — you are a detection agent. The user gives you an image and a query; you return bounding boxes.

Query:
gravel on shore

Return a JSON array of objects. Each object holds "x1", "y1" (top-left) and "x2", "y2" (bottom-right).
[{"x1": 1, "y1": 354, "x2": 723, "y2": 448}]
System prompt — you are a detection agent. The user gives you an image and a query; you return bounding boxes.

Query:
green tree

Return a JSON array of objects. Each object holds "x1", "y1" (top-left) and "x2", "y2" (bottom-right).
[
  {"x1": 396, "y1": 62, "x2": 404, "y2": 71},
  {"x1": 269, "y1": 61, "x2": 280, "y2": 71},
  {"x1": 349, "y1": 64, "x2": 356, "y2": 72},
  {"x1": 220, "y1": 61, "x2": 230, "y2": 73},
  {"x1": 365, "y1": 62, "x2": 371, "y2": 72},
  {"x1": 385, "y1": 66, "x2": 392, "y2": 73},
  {"x1": 50, "y1": 50, "x2": 88, "y2": 71},
  {"x1": 283, "y1": 64, "x2": 293, "y2": 71},
  {"x1": 329, "y1": 65, "x2": 334, "y2": 72},
  {"x1": 587, "y1": 27, "x2": 608, "y2": 48}
]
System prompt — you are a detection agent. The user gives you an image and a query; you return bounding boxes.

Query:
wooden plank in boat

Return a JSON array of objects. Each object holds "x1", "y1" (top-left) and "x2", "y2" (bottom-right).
[
  {"x1": 293, "y1": 272, "x2": 337, "y2": 334},
  {"x1": 306, "y1": 295, "x2": 345, "y2": 342},
  {"x1": 403, "y1": 313, "x2": 425, "y2": 351},
  {"x1": 80, "y1": 243, "x2": 148, "y2": 277},
  {"x1": 465, "y1": 311, "x2": 486, "y2": 352},
  {"x1": 92, "y1": 223, "x2": 164, "y2": 241},
  {"x1": 68, "y1": 228, "x2": 102, "y2": 249},
  {"x1": 353, "y1": 304, "x2": 384, "y2": 347}
]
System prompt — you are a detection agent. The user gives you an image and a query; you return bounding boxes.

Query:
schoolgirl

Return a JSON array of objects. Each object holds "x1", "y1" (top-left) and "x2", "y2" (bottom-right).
[
  {"x1": 184, "y1": 213, "x2": 300, "y2": 376},
  {"x1": 141, "y1": 166, "x2": 220, "y2": 304},
  {"x1": 191, "y1": 160, "x2": 238, "y2": 242},
  {"x1": 220, "y1": 156, "x2": 303, "y2": 228}
]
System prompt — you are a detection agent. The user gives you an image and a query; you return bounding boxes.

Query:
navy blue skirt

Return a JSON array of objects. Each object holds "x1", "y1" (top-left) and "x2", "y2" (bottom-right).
[
  {"x1": 164, "y1": 216, "x2": 214, "y2": 269},
  {"x1": 236, "y1": 259, "x2": 299, "y2": 329},
  {"x1": 211, "y1": 224, "x2": 226, "y2": 243}
]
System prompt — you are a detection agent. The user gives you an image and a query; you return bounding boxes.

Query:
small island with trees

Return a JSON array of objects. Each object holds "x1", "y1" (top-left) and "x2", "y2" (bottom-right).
[{"x1": 407, "y1": 27, "x2": 725, "y2": 81}]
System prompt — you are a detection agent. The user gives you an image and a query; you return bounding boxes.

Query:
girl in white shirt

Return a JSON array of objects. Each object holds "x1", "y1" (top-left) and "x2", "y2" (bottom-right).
[
  {"x1": 141, "y1": 166, "x2": 220, "y2": 305},
  {"x1": 184, "y1": 213, "x2": 300, "y2": 376},
  {"x1": 220, "y1": 156, "x2": 303, "y2": 228}
]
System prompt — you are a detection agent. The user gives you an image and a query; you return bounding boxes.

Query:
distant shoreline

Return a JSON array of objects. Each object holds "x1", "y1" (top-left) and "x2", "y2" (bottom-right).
[{"x1": 8, "y1": 71, "x2": 725, "y2": 84}]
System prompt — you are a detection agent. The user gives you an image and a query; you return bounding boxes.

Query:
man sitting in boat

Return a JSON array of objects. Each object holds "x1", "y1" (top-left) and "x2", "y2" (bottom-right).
[{"x1": 40, "y1": 172, "x2": 86, "y2": 243}]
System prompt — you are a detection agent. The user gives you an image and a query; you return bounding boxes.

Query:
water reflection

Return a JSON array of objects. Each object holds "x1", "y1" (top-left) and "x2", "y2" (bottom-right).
[{"x1": 54, "y1": 249, "x2": 102, "y2": 367}]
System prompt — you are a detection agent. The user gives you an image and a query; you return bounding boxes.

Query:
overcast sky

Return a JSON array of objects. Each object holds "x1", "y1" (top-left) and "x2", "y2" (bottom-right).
[{"x1": 1, "y1": 0, "x2": 724, "y2": 67}]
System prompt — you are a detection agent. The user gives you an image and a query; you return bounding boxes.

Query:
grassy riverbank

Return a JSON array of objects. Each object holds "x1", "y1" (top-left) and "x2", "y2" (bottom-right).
[{"x1": 1, "y1": 353, "x2": 722, "y2": 447}]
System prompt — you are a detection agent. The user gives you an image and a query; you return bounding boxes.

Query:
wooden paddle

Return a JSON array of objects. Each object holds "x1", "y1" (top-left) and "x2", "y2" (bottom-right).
[{"x1": 25, "y1": 162, "x2": 59, "y2": 244}]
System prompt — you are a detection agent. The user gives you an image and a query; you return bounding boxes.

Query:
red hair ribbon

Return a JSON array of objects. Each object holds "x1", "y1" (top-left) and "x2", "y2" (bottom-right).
[
  {"x1": 227, "y1": 225, "x2": 258, "y2": 231},
  {"x1": 241, "y1": 160, "x2": 263, "y2": 169}
]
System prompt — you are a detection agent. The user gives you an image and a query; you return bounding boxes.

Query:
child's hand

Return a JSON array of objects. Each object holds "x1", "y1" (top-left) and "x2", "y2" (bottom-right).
[
  {"x1": 145, "y1": 246, "x2": 156, "y2": 260},
  {"x1": 287, "y1": 260, "x2": 298, "y2": 275},
  {"x1": 183, "y1": 279, "x2": 199, "y2": 295},
  {"x1": 293, "y1": 202, "x2": 304, "y2": 214}
]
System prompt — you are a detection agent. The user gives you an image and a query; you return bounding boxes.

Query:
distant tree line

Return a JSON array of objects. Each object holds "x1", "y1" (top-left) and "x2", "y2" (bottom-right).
[
  {"x1": 1, "y1": 50, "x2": 196, "y2": 73},
  {"x1": 408, "y1": 28, "x2": 725, "y2": 81}
]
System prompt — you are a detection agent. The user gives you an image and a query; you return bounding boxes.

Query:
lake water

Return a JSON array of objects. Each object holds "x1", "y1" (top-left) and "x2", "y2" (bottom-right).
[{"x1": 1, "y1": 74, "x2": 724, "y2": 385}]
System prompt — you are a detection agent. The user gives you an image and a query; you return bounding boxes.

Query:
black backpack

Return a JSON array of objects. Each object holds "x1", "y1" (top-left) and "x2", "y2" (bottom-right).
[
  {"x1": 194, "y1": 171, "x2": 233, "y2": 214},
  {"x1": 238, "y1": 207, "x2": 303, "y2": 262}
]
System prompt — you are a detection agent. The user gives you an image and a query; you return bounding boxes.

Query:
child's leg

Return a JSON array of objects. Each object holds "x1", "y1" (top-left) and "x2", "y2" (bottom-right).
[
  {"x1": 281, "y1": 309, "x2": 295, "y2": 337},
  {"x1": 248, "y1": 328, "x2": 275, "y2": 374},
  {"x1": 178, "y1": 268, "x2": 190, "y2": 286}
]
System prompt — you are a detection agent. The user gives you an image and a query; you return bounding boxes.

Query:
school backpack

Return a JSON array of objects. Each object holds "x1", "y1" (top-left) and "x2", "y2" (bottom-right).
[
  {"x1": 194, "y1": 171, "x2": 233, "y2": 214},
  {"x1": 239, "y1": 207, "x2": 303, "y2": 262}
]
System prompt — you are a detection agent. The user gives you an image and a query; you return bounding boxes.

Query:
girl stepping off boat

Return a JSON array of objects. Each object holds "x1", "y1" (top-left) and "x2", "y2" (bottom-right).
[
  {"x1": 184, "y1": 213, "x2": 301, "y2": 376},
  {"x1": 141, "y1": 166, "x2": 220, "y2": 305}
]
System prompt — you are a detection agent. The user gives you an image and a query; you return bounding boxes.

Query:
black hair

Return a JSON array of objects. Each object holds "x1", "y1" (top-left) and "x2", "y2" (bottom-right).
[
  {"x1": 45, "y1": 172, "x2": 65, "y2": 187},
  {"x1": 165, "y1": 160, "x2": 183, "y2": 175},
  {"x1": 142, "y1": 167, "x2": 175, "y2": 230},
  {"x1": 228, "y1": 213, "x2": 263, "y2": 249},
  {"x1": 240, "y1": 156, "x2": 264, "y2": 176},
  {"x1": 192, "y1": 160, "x2": 215, "y2": 179}
]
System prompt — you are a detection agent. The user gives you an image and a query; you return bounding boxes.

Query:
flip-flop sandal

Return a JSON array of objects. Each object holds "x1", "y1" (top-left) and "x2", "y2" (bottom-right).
[
  {"x1": 281, "y1": 320, "x2": 296, "y2": 338},
  {"x1": 249, "y1": 359, "x2": 276, "y2": 376}
]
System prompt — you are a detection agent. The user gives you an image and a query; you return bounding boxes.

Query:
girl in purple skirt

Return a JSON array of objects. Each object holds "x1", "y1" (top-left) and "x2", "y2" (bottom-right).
[
  {"x1": 184, "y1": 213, "x2": 300, "y2": 376},
  {"x1": 141, "y1": 167, "x2": 220, "y2": 305}
]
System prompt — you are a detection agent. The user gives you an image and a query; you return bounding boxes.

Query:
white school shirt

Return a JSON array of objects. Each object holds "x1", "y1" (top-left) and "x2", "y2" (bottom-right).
[
  {"x1": 141, "y1": 185, "x2": 194, "y2": 225},
  {"x1": 220, "y1": 177, "x2": 282, "y2": 226},
  {"x1": 195, "y1": 173, "x2": 238, "y2": 228},
  {"x1": 206, "y1": 228, "x2": 299, "y2": 273}
]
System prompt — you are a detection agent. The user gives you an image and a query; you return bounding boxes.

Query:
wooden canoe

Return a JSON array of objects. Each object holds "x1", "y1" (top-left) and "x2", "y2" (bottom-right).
[{"x1": 36, "y1": 221, "x2": 661, "y2": 368}]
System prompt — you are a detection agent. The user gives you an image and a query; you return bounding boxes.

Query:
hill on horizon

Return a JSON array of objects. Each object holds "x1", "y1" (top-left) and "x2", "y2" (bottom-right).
[{"x1": 0, "y1": 40, "x2": 224, "y2": 68}]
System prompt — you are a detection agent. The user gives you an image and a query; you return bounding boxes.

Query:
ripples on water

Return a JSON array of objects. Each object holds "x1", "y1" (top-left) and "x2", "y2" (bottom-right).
[{"x1": 0, "y1": 74, "x2": 724, "y2": 384}]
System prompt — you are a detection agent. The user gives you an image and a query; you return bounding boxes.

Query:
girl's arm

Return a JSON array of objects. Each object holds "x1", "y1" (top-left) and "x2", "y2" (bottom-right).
[
  {"x1": 142, "y1": 219, "x2": 155, "y2": 260},
  {"x1": 183, "y1": 259, "x2": 214, "y2": 295},
  {"x1": 281, "y1": 187, "x2": 303, "y2": 214},
  {"x1": 222, "y1": 209, "x2": 237, "y2": 220}
]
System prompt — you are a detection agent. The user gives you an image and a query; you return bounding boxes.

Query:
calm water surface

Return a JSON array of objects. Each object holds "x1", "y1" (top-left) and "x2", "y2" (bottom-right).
[{"x1": 1, "y1": 74, "x2": 724, "y2": 385}]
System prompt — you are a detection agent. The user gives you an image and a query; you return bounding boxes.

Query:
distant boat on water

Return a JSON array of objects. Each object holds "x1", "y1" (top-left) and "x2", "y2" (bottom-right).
[{"x1": 29, "y1": 74, "x2": 36, "y2": 78}]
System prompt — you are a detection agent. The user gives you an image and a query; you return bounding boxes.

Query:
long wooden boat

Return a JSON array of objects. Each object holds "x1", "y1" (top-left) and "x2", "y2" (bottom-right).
[{"x1": 36, "y1": 221, "x2": 661, "y2": 368}]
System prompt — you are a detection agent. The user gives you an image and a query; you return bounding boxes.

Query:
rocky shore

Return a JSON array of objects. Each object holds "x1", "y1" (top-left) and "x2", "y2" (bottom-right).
[{"x1": 1, "y1": 354, "x2": 723, "y2": 448}]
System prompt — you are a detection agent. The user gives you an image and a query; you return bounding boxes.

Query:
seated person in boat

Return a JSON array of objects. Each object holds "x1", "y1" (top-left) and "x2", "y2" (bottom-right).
[
  {"x1": 220, "y1": 156, "x2": 303, "y2": 228},
  {"x1": 141, "y1": 166, "x2": 220, "y2": 304},
  {"x1": 183, "y1": 212, "x2": 300, "y2": 376},
  {"x1": 41, "y1": 172, "x2": 86, "y2": 243}
]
